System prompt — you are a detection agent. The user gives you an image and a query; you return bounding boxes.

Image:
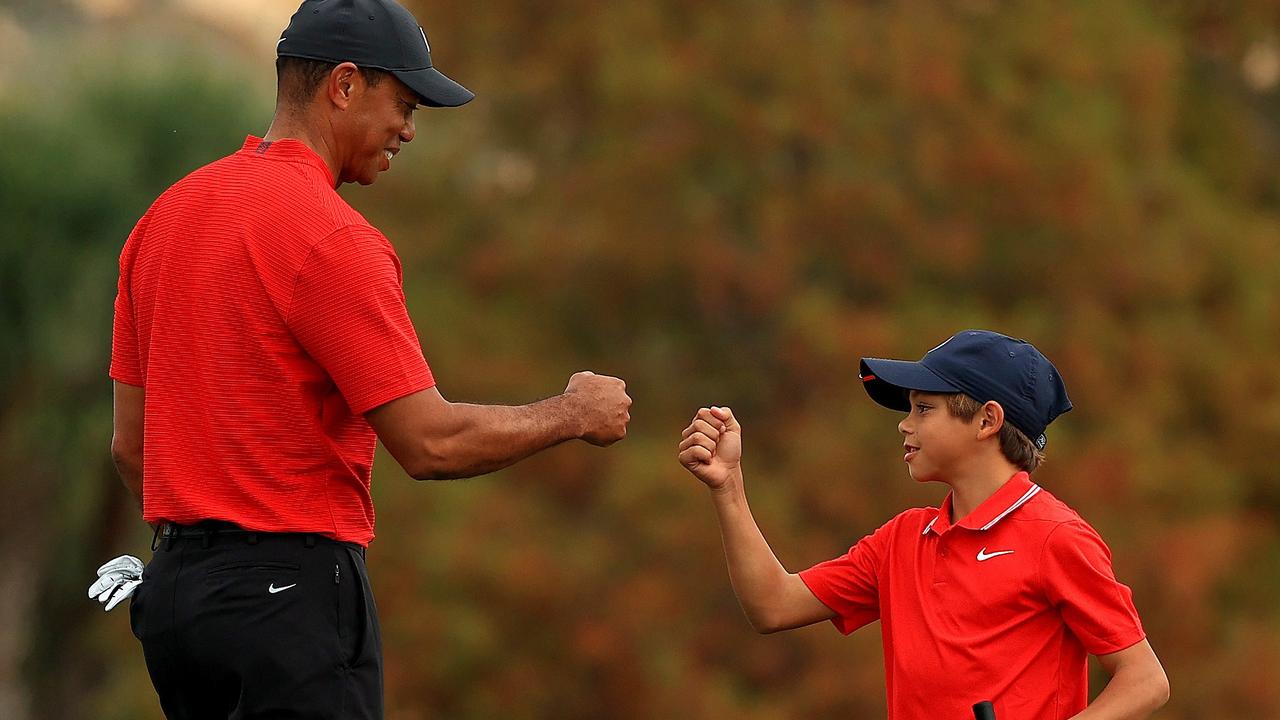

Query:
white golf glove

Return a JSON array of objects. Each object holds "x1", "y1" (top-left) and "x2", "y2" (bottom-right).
[{"x1": 88, "y1": 554, "x2": 145, "y2": 611}]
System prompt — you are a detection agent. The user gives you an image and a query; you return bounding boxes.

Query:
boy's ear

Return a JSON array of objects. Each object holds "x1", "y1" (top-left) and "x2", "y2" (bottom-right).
[{"x1": 976, "y1": 400, "x2": 1005, "y2": 440}]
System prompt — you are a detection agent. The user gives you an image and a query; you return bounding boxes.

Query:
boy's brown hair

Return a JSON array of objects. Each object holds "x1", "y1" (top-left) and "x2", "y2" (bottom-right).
[{"x1": 944, "y1": 394, "x2": 1045, "y2": 472}]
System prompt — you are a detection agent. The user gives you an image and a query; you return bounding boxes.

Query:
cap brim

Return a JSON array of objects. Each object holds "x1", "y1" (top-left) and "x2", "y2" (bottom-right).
[
  {"x1": 859, "y1": 358, "x2": 961, "y2": 412},
  {"x1": 394, "y1": 67, "x2": 474, "y2": 108}
]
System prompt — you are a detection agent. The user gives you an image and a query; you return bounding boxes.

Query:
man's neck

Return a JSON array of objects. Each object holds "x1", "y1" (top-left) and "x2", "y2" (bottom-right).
[{"x1": 262, "y1": 111, "x2": 341, "y2": 188}]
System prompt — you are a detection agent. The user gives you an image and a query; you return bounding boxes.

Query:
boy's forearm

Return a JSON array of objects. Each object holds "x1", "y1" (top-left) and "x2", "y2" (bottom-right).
[
  {"x1": 708, "y1": 472, "x2": 798, "y2": 632},
  {"x1": 1070, "y1": 660, "x2": 1169, "y2": 720}
]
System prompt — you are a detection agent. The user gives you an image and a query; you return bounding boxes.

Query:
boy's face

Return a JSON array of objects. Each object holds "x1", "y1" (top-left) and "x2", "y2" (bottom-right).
[{"x1": 898, "y1": 391, "x2": 981, "y2": 483}]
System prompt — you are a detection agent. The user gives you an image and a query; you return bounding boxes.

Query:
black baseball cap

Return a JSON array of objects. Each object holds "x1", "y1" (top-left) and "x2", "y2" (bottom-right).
[
  {"x1": 277, "y1": 0, "x2": 474, "y2": 108},
  {"x1": 859, "y1": 330, "x2": 1072, "y2": 449}
]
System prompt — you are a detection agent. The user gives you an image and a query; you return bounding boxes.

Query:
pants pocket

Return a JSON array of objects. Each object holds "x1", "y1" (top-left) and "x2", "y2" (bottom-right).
[
  {"x1": 128, "y1": 572, "x2": 147, "y2": 640},
  {"x1": 337, "y1": 547, "x2": 370, "y2": 668}
]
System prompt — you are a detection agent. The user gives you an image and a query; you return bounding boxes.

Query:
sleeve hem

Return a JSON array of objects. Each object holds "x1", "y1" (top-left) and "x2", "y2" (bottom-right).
[
  {"x1": 798, "y1": 569, "x2": 858, "y2": 635},
  {"x1": 352, "y1": 377, "x2": 436, "y2": 416},
  {"x1": 109, "y1": 372, "x2": 144, "y2": 388},
  {"x1": 1088, "y1": 630, "x2": 1148, "y2": 657}
]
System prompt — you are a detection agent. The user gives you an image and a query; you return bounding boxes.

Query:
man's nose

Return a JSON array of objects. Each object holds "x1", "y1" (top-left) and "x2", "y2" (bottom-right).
[
  {"x1": 898, "y1": 416, "x2": 911, "y2": 435},
  {"x1": 400, "y1": 115, "x2": 415, "y2": 143}
]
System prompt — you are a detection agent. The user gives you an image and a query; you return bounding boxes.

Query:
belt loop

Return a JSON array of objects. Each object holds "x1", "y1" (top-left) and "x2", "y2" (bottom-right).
[
  {"x1": 304, "y1": 534, "x2": 316, "y2": 549},
  {"x1": 151, "y1": 523, "x2": 162, "y2": 552},
  {"x1": 201, "y1": 530, "x2": 212, "y2": 549}
]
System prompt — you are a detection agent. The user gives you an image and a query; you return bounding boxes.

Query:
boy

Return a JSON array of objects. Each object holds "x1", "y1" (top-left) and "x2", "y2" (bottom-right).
[{"x1": 678, "y1": 330, "x2": 1168, "y2": 719}]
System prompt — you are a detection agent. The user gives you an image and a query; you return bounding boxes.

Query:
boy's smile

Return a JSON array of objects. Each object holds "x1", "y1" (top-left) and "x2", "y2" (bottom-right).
[{"x1": 898, "y1": 390, "x2": 979, "y2": 483}]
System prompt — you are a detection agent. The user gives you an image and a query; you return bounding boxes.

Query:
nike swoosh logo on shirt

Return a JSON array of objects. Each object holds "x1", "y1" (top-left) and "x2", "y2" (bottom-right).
[
  {"x1": 976, "y1": 548, "x2": 1015, "y2": 562},
  {"x1": 268, "y1": 583, "x2": 297, "y2": 594}
]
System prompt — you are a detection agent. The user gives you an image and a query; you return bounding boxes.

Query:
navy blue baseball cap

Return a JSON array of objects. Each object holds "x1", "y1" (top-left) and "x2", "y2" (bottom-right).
[
  {"x1": 277, "y1": 0, "x2": 474, "y2": 108},
  {"x1": 859, "y1": 330, "x2": 1072, "y2": 449}
]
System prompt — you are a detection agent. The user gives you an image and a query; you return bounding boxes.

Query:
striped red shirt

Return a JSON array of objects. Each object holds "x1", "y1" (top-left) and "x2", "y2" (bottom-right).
[{"x1": 110, "y1": 136, "x2": 434, "y2": 545}]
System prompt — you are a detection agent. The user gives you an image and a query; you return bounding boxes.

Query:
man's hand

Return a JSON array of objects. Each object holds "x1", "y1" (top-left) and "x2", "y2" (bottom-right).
[
  {"x1": 562, "y1": 371, "x2": 632, "y2": 446},
  {"x1": 88, "y1": 555, "x2": 144, "y2": 612},
  {"x1": 678, "y1": 406, "x2": 742, "y2": 491}
]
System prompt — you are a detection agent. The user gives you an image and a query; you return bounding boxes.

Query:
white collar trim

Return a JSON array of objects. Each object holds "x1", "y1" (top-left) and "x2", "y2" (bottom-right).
[{"x1": 979, "y1": 483, "x2": 1042, "y2": 531}]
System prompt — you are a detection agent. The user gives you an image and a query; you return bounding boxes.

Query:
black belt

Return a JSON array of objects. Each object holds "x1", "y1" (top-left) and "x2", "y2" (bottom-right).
[
  {"x1": 152, "y1": 521, "x2": 363, "y2": 558},
  {"x1": 160, "y1": 520, "x2": 252, "y2": 538}
]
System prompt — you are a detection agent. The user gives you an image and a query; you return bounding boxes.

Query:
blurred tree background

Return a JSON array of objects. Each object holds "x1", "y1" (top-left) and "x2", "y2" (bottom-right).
[{"x1": 2, "y1": 0, "x2": 1279, "y2": 718}]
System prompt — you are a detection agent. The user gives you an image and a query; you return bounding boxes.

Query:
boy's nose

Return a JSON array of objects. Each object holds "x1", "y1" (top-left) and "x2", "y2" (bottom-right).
[{"x1": 898, "y1": 417, "x2": 913, "y2": 435}]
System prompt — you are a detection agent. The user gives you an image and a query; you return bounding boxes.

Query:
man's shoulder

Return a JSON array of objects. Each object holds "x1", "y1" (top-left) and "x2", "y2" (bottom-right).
[{"x1": 163, "y1": 149, "x2": 373, "y2": 234}]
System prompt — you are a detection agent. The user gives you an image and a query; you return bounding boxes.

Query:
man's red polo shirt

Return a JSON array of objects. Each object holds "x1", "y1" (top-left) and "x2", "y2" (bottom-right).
[
  {"x1": 110, "y1": 136, "x2": 435, "y2": 545},
  {"x1": 799, "y1": 472, "x2": 1146, "y2": 719}
]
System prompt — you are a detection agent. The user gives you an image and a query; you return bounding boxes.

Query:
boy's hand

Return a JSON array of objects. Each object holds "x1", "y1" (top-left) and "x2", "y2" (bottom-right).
[{"x1": 679, "y1": 406, "x2": 742, "y2": 490}]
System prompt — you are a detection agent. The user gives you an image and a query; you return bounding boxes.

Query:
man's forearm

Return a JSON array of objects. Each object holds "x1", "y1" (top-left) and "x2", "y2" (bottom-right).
[
  {"x1": 114, "y1": 455, "x2": 144, "y2": 514},
  {"x1": 408, "y1": 395, "x2": 582, "y2": 479}
]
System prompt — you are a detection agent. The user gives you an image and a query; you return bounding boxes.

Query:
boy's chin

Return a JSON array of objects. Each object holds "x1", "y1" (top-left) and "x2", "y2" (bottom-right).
[{"x1": 906, "y1": 465, "x2": 940, "y2": 484}]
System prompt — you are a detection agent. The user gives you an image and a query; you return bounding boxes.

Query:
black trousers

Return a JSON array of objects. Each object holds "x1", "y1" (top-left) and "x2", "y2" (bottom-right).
[{"x1": 130, "y1": 523, "x2": 383, "y2": 720}]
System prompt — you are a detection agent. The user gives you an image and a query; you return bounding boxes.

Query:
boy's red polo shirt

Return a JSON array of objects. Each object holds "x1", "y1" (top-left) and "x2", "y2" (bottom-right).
[
  {"x1": 110, "y1": 136, "x2": 435, "y2": 546},
  {"x1": 799, "y1": 472, "x2": 1146, "y2": 720}
]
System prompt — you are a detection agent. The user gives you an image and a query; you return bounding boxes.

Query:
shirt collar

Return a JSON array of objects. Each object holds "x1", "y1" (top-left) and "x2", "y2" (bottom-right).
[
  {"x1": 239, "y1": 135, "x2": 335, "y2": 187},
  {"x1": 923, "y1": 471, "x2": 1041, "y2": 536}
]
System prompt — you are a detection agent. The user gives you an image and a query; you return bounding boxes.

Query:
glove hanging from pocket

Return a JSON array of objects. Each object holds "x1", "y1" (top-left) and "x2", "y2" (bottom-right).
[{"x1": 88, "y1": 554, "x2": 145, "y2": 611}]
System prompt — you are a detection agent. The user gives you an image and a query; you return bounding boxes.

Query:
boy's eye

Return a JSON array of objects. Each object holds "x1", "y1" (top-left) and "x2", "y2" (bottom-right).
[{"x1": 915, "y1": 404, "x2": 931, "y2": 413}]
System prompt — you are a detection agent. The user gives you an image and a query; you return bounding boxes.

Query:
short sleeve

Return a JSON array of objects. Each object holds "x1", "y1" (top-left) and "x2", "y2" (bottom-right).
[
  {"x1": 287, "y1": 225, "x2": 435, "y2": 414},
  {"x1": 109, "y1": 213, "x2": 147, "y2": 386},
  {"x1": 799, "y1": 516, "x2": 899, "y2": 635},
  {"x1": 1040, "y1": 520, "x2": 1146, "y2": 656}
]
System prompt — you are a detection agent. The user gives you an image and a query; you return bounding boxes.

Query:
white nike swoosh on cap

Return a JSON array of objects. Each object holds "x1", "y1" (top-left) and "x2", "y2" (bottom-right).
[{"x1": 976, "y1": 548, "x2": 1015, "y2": 561}]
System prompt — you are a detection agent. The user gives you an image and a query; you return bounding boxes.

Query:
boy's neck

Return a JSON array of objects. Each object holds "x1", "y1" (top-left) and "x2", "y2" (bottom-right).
[{"x1": 945, "y1": 460, "x2": 1025, "y2": 523}]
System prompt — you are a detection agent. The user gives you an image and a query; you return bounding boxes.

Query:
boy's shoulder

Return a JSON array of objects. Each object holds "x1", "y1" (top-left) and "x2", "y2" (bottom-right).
[
  {"x1": 882, "y1": 506, "x2": 946, "y2": 537},
  {"x1": 1019, "y1": 484, "x2": 1087, "y2": 523},
  {"x1": 1008, "y1": 483, "x2": 1107, "y2": 542}
]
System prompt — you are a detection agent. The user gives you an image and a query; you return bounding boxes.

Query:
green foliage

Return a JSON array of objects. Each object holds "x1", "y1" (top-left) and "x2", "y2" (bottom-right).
[
  {"x1": 3, "y1": 0, "x2": 1280, "y2": 718},
  {"x1": 0, "y1": 34, "x2": 266, "y2": 720}
]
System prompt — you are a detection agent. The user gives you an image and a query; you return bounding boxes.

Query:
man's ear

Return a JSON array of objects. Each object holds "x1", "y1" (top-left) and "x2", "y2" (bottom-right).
[
  {"x1": 327, "y1": 62, "x2": 362, "y2": 110},
  {"x1": 976, "y1": 400, "x2": 1005, "y2": 441}
]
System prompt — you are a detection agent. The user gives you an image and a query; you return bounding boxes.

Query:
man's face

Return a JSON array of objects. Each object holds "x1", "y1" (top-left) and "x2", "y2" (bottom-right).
[
  {"x1": 897, "y1": 391, "x2": 980, "y2": 483},
  {"x1": 338, "y1": 73, "x2": 419, "y2": 186}
]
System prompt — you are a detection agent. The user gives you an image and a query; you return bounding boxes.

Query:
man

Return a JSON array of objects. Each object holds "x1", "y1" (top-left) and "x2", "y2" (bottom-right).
[
  {"x1": 678, "y1": 330, "x2": 1168, "y2": 718},
  {"x1": 98, "y1": 1, "x2": 632, "y2": 717}
]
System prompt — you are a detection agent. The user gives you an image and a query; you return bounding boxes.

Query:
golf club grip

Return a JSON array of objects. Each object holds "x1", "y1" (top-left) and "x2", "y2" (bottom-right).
[{"x1": 973, "y1": 700, "x2": 996, "y2": 720}]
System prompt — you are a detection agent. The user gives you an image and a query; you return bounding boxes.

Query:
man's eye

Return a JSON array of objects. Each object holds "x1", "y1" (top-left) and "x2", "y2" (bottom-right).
[{"x1": 916, "y1": 404, "x2": 931, "y2": 413}]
